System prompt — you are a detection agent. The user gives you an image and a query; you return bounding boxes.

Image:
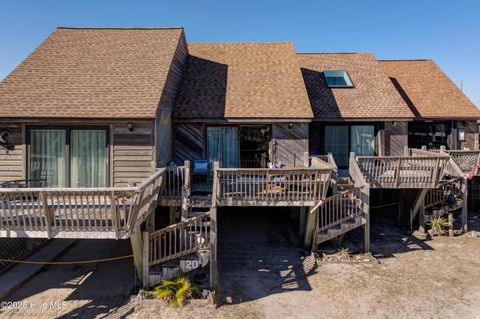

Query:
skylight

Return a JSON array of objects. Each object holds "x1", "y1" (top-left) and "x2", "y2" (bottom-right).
[{"x1": 323, "y1": 70, "x2": 354, "y2": 88}]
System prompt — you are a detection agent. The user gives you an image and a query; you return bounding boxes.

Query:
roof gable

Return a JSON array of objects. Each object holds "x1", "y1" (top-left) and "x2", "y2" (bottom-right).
[
  {"x1": 298, "y1": 52, "x2": 414, "y2": 120},
  {"x1": 0, "y1": 27, "x2": 184, "y2": 119},
  {"x1": 380, "y1": 59, "x2": 480, "y2": 119},
  {"x1": 173, "y1": 42, "x2": 313, "y2": 119}
]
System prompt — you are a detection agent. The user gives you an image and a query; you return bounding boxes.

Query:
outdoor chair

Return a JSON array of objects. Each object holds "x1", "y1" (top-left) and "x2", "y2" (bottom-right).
[{"x1": 193, "y1": 159, "x2": 209, "y2": 183}]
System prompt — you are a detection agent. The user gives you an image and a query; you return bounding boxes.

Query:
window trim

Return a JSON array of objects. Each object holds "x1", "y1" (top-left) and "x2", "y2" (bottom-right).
[
  {"x1": 323, "y1": 70, "x2": 355, "y2": 88},
  {"x1": 26, "y1": 125, "x2": 110, "y2": 188}
]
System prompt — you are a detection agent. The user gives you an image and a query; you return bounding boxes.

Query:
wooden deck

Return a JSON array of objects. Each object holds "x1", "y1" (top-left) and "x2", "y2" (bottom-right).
[
  {"x1": 352, "y1": 151, "x2": 449, "y2": 189},
  {"x1": 0, "y1": 169, "x2": 165, "y2": 239}
]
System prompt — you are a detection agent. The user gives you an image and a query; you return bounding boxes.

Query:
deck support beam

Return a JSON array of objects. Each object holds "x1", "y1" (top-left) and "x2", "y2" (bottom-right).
[
  {"x1": 461, "y1": 177, "x2": 468, "y2": 233},
  {"x1": 209, "y1": 162, "x2": 219, "y2": 301},
  {"x1": 303, "y1": 206, "x2": 317, "y2": 249},
  {"x1": 181, "y1": 160, "x2": 191, "y2": 220},
  {"x1": 362, "y1": 185, "x2": 370, "y2": 253},
  {"x1": 411, "y1": 189, "x2": 428, "y2": 229},
  {"x1": 130, "y1": 222, "x2": 144, "y2": 283}
]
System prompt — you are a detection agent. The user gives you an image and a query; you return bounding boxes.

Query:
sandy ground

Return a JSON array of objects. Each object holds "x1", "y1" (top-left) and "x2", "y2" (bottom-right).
[
  {"x1": 132, "y1": 209, "x2": 480, "y2": 319},
  {"x1": 1, "y1": 210, "x2": 479, "y2": 319},
  {"x1": 0, "y1": 239, "x2": 137, "y2": 319}
]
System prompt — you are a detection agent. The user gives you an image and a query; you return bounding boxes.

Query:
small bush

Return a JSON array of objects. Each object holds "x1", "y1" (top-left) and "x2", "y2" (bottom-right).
[
  {"x1": 427, "y1": 216, "x2": 450, "y2": 236},
  {"x1": 146, "y1": 274, "x2": 202, "y2": 307}
]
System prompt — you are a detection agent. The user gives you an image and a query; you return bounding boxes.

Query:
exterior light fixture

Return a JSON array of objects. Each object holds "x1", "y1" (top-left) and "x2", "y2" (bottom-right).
[
  {"x1": 127, "y1": 122, "x2": 134, "y2": 132},
  {"x1": 288, "y1": 122, "x2": 293, "y2": 129},
  {"x1": 458, "y1": 128, "x2": 466, "y2": 141}
]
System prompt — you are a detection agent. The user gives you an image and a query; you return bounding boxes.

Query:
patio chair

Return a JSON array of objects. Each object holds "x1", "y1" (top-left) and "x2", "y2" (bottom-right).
[{"x1": 193, "y1": 159, "x2": 209, "y2": 183}]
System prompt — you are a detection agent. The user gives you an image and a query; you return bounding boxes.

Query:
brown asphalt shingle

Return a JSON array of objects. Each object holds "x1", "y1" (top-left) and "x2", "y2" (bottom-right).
[
  {"x1": 173, "y1": 42, "x2": 313, "y2": 119},
  {"x1": 298, "y1": 52, "x2": 414, "y2": 120},
  {"x1": 0, "y1": 27, "x2": 184, "y2": 119},
  {"x1": 380, "y1": 59, "x2": 480, "y2": 119}
]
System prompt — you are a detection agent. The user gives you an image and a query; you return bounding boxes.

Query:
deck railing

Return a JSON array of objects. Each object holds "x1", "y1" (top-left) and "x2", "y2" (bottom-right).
[
  {"x1": 214, "y1": 165, "x2": 332, "y2": 205},
  {"x1": 145, "y1": 212, "x2": 210, "y2": 267},
  {"x1": 317, "y1": 186, "x2": 365, "y2": 232},
  {"x1": 354, "y1": 155, "x2": 448, "y2": 188},
  {"x1": 443, "y1": 150, "x2": 480, "y2": 174},
  {"x1": 0, "y1": 168, "x2": 165, "y2": 239},
  {"x1": 161, "y1": 163, "x2": 189, "y2": 199},
  {"x1": 424, "y1": 177, "x2": 465, "y2": 209}
]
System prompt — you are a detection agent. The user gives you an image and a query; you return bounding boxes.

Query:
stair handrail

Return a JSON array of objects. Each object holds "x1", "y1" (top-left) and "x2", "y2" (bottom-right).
[
  {"x1": 348, "y1": 153, "x2": 367, "y2": 187},
  {"x1": 317, "y1": 186, "x2": 365, "y2": 232},
  {"x1": 147, "y1": 211, "x2": 211, "y2": 267}
]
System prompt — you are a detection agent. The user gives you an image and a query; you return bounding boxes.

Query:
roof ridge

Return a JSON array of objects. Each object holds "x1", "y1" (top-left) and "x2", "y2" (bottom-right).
[
  {"x1": 57, "y1": 26, "x2": 184, "y2": 30},
  {"x1": 297, "y1": 52, "x2": 372, "y2": 55},
  {"x1": 378, "y1": 59, "x2": 431, "y2": 62},
  {"x1": 188, "y1": 41, "x2": 294, "y2": 45}
]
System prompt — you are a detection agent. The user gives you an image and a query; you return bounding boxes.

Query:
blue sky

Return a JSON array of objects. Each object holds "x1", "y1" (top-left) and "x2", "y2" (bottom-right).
[{"x1": 1, "y1": 0, "x2": 479, "y2": 107}]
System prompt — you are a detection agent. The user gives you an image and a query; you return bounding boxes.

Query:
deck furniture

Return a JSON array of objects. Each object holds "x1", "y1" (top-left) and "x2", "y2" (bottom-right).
[{"x1": 193, "y1": 159, "x2": 209, "y2": 183}]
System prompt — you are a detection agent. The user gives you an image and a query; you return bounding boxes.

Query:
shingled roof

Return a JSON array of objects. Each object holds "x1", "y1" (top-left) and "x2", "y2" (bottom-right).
[
  {"x1": 0, "y1": 27, "x2": 185, "y2": 119},
  {"x1": 380, "y1": 59, "x2": 480, "y2": 119},
  {"x1": 298, "y1": 52, "x2": 414, "y2": 120},
  {"x1": 173, "y1": 42, "x2": 313, "y2": 120}
]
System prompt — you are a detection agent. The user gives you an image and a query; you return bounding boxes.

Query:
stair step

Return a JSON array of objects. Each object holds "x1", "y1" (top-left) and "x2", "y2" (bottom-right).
[{"x1": 315, "y1": 216, "x2": 365, "y2": 245}]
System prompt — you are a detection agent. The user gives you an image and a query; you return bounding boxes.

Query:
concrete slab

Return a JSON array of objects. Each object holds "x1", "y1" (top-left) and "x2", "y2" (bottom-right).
[{"x1": 0, "y1": 239, "x2": 76, "y2": 300}]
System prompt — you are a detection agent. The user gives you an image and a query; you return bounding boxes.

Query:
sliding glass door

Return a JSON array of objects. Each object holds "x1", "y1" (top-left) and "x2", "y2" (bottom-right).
[
  {"x1": 29, "y1": 127, "x2": 108, "y2": 188},
  {"x1": 30, "y1": 129, "x2": 67, "y2": 187},
  {"x1": 350, "y1": 125, "x2": 375, "y2": 157},
  {"x1": 324, "y1": 124, "x2": 375, "y2": 168},
  {"x1": 325, "y1": 126, "x2": 349, "y2": 167},
  {"x1": 71, "y1": 130, "x2": 107, "y2": 187},
  {"x1": 207, "y1": 126, "x2": 239, "y2": 168}
]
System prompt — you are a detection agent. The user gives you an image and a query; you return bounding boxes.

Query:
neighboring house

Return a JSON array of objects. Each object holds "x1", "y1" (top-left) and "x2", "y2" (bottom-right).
[
  {"x1": 0, "y1": 27, "x2": 188, "y2": 187},
  {"x1": 0, "y1": 27, "x2": 478, "y2": 291},
  {"x1": 380, "y1": 59, "x2": 480, "y2": 150}
]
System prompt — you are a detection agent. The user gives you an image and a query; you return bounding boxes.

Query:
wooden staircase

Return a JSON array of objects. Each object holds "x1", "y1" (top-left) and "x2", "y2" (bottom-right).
[
  {"x1": 316, "y1": 215, "x2": 365, "y2": 244},
  {"x1": 313, "y1": 185, "x2": 368, "y2": 249},
  {"x1": 143, "y1": 212, "x2": 211, "y2": 288}
]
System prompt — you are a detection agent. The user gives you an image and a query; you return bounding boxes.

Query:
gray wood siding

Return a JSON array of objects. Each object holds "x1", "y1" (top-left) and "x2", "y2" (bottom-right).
[
  {"x1": 155, "y1": 32, "x2": 188, "y2": 166},
  {"x1": 0, "y1": 125, "x2": 25, "y2": 182},
  {"x1": 272, "y1": 123, "x2": 309, "y2": 167},
  {"x1": 384, "y1": 121, "x2": 408, "y2": 156},
  {"x1": 174, "y1": 123, "x2": 205, "y2": 163},
  {"x1": 112, "y1": 122, "x2": 155, "y2": 186}
]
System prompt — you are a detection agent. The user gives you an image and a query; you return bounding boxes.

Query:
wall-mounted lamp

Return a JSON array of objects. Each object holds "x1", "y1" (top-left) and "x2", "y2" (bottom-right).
[
  {"x1": 288, "y1": 122, "x2": 294, "y2": 130},
  {"x1": 458, "y1": 128, "x2": 466, "y2": 142},
  {"x1": 127, "y1": 122, "x2": 134, "y2": 132}
]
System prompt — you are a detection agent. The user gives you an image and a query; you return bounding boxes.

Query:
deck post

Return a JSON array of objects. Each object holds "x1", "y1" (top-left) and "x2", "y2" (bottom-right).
[
  {"x1": 209, "y1": 161, "x2": 219, "y2": 299},
  {"x1": 142, "y1": 231, "x2": 150, "y2": 289},
  {"x1": 303, "y1": 206, "x2": 316, "y2": 249},
  {"x1": 418, "y1": 202, "x2": 426, "y2": 233},
  {"x1": 130, "y1": 222, "x2": 144, "y2": 282},
  {"x1": 181, "y1": 160, "x2": 191, "y2": 220},
  {"x1": 411, "y1": 189, "x2": 428, "y2": 227},
  {"x1": 461, "y1": 177, "x2": 468, "y2": 233},
  {"x1": 40, "y1": 191, "x2": 51, "y2": 239},
  {"x1": 362, "y1": 185, "x2": 370, "y2": 253}
]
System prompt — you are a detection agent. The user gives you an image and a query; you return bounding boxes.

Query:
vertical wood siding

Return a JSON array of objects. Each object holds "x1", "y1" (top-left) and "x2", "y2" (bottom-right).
[
  {"x1": 272, "y1": 123, "x2": 309, "y2": 167},
  {"x1": 384, "y1": 121, "x2": 408, "y2": 156},
  {"x1": 174, "y1": 123, "x2": 205, "y2": 163},
  {"x1": 155, "y1": 32, "x2": 188, "y2": 166},
  {"x1": 0, "y1": 125, "x2": 24, "y2": 182},
  {"x1": 112, "y1": 122, "x2": 155, "y2": 186}
]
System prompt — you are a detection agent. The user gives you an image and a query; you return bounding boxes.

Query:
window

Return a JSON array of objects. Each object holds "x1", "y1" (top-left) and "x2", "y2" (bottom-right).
[
  {"x1": 408, "y1": 122, "x2": 450, "y2": 149},
  {"x1": 28, "y1": 127, "x2": 108, "y2": 188},
  {"x1": 323, "y1": 70, "x2": 354, "y2": 88},
  {"x1": 324, "y1": 124, "x2": 375, "y2": 168}
]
